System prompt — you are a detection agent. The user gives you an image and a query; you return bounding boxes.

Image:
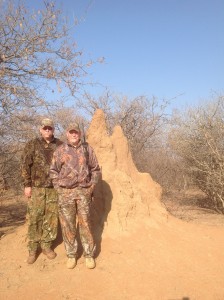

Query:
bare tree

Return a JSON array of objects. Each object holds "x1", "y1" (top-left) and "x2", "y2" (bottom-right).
[
  {"x1": 169, "y1": 95, "x2": 224, "y2": 213},
  {"x1": 0, "y1": 0, "x2": 97, "y2": 189}
]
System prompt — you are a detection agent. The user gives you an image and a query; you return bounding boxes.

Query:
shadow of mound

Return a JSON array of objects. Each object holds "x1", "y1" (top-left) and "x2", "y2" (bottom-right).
[{"x1": 91, "y1": 179, "x2": 113, "y2": 258}]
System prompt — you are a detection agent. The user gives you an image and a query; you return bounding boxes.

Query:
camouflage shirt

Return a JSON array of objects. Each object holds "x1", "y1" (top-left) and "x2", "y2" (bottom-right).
[
  {"x1": 50, "y1": 141, "x2": 101, "y2": 189},
  {"x1": 21, "y1": 137, "x2": 63, "y2": 188}
]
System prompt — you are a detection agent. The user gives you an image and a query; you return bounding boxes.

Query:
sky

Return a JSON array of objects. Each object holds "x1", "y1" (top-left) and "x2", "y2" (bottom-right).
[{"x1": 30, "y1": 0, "x2": 224, "y2": 110}]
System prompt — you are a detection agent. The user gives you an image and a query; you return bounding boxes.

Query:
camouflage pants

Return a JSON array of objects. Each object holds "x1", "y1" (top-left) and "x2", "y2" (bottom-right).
[
  {"x1": 27, "y1": 187, "x2": 58, "y2": 252},
  {"x1": 57, "y1": 187, "x2": 96, "y2": 258}
]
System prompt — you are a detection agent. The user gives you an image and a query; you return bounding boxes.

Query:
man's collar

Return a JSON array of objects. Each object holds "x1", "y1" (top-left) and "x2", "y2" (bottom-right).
[
  {"x1": 67, "y1": 140, "x2": 81, "y2": 148},
  {"x1": 40, "y1": 136, "x2": 55, "y2": 143}
]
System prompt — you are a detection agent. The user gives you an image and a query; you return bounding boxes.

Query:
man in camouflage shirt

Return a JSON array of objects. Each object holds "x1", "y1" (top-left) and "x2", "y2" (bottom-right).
[
  {"x1": 21, "y1": 118, "x2": 63, "y2": 264},
  {"x1": 50, "y1": 123, "x2": 101, "y2": 269}
]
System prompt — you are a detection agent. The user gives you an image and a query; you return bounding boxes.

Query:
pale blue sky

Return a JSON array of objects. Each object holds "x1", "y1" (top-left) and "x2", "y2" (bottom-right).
[{"x1": 31, "y1": 0, "x2": 224, "y2": 110}]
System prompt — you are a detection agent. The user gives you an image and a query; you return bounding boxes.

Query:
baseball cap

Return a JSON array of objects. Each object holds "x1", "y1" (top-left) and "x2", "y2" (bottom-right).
[
  {"x1": 41, "y1": 118, "x2": 54, "y2": 128},
  {"x1": 66, "y1": 123, "x2": 81, "y2": 132}
]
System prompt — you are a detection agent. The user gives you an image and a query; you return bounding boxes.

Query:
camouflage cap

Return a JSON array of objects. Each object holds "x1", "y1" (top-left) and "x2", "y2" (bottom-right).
[
  {"x1": 41, "y1": 118, "x2": 54, "y2": 128},
  {"x1": 66, "y1": 122, "x2": 81, "y2": 132}
]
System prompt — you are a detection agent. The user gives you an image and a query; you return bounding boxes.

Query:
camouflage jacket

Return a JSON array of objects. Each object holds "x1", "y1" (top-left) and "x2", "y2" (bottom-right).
[
  {"x1": 21, "y1": 137, "x2": 63, "y2": 188},
  {"x1": 49, "y1": 141, "x2": 101, "y2": 189}
]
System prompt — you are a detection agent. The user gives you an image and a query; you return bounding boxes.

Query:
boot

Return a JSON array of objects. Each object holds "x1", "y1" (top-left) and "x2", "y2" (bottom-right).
[
  {"x1": 27, "y1": 251, "x2": 37, "y2": 264},
  {"x1": 85, "y1": 257, "x2": 95, "y2": 269},
  {"x1": 42, "y1": 248, "x2": 56, "y2": 259},
  {"x1": 66, "y1": 257, "x2": 77, "y2": 269}
]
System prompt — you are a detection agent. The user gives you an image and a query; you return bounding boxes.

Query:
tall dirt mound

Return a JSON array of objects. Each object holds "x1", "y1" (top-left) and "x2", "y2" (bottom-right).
[{"x1": 87, "y1": 109, "x2": 167, "y2": 237}]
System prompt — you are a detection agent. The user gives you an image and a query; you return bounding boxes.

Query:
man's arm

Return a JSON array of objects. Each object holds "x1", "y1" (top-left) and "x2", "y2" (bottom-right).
[
  {"x1": 21, "y1": 140, "x2": 34, "y2": 198},
  {"x1": 88, "y1": 146, "x2": 101, "y2": 186}
]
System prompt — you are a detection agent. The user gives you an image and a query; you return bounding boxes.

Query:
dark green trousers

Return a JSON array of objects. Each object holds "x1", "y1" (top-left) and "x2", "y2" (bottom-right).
[{"x1": 27, "y1": 187, "x2": 58, "y2": 252}]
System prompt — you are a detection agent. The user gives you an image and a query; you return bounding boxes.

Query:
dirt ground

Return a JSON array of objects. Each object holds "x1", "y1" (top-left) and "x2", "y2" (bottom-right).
[
  {"x1": 1, "y1": 110, "x2": 224, "y2": 300},
  {"x1": 1, "y1": 189, "x2": 224, "y2": 300}
]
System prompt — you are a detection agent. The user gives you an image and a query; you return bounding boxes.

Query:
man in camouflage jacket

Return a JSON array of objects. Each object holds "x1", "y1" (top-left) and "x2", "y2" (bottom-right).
[
  {"x1": 21, "y1": 118, "x2": 63, "y2": 264},
  {"x1": 50, "y1": 123, "x2": 101, "y2": 269}
]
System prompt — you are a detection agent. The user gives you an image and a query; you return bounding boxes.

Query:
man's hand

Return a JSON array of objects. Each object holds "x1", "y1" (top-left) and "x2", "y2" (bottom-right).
[{"x1": 24, "y1": 187, "x2": 32, "y2": 198}]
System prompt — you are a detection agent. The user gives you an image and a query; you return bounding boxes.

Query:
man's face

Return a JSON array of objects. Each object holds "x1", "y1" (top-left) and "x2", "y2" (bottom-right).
[
  {"x1": 40, "y1": 126, "x2": 54, "y2": 140},
  {"x1": 66, "y1": 129, "x2": 81, "y2": 146}
]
